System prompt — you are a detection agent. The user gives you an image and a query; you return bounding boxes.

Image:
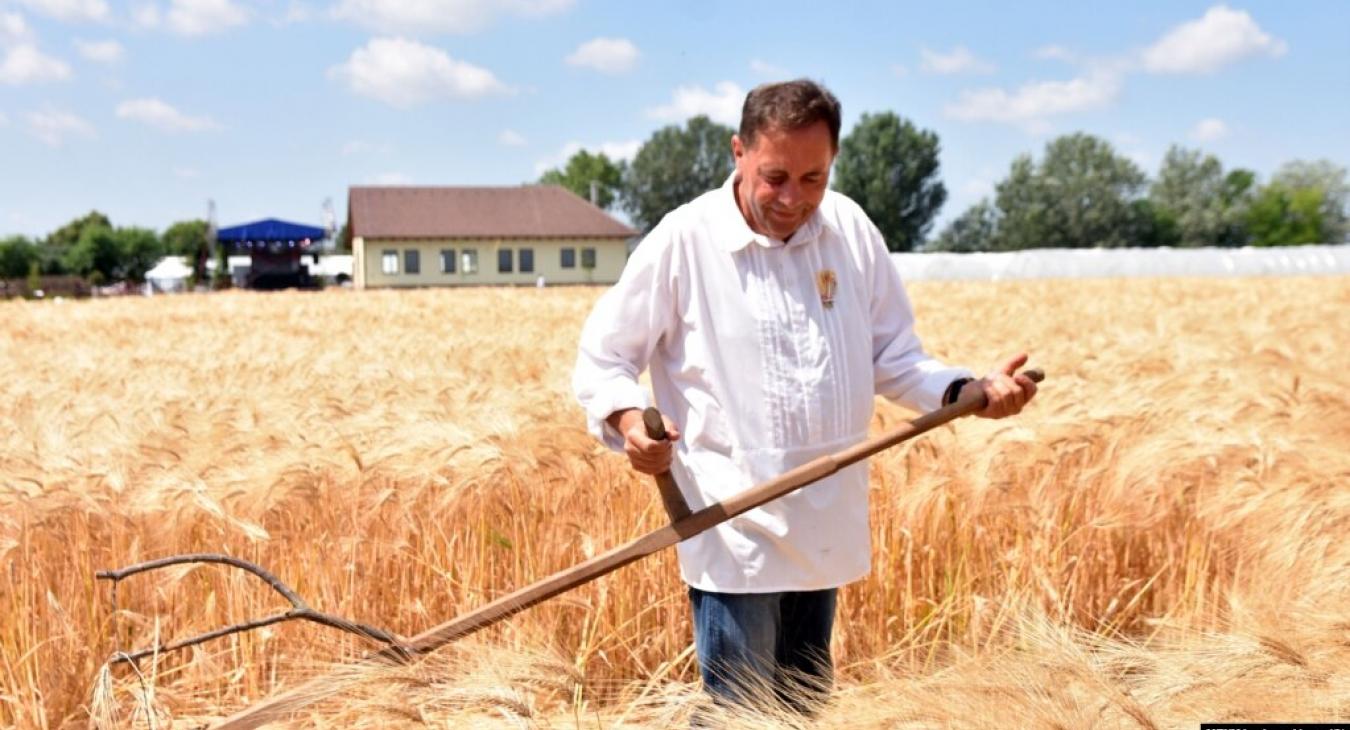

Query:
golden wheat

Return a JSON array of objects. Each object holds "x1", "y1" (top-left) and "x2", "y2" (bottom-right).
[{"x1": 2, "y1": 277, "x2": 1347, "y2": 728}]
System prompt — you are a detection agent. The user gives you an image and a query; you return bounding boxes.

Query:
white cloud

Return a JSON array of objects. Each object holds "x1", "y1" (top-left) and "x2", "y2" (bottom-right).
[
  {"x1": 75, "y1": 38, "x2": 122, "y2": 63},
  {"x1": 2, "y1": 12, "x2": 33, "y2": 43},
  {"x1": 117, "y1": 98, "x2": 220, "y2": 132},
  {"x1": 498, "y1": 129, "x2": 526, "y2": 146},
  {"x1": 331, "y1": 0, "x2": 574, "y2": 35},
  {"x1": 165, "y1": 0, "x2": 250, "y2": 36},
  {"x1": 944, "y1": 70, "x2": 1121, "y2": 133},
  {"x1": 565, "y1": 37, "x2": 638, "y2": 74},
  {"x1": 1033, "y1": 45, "x2": 1077, "y2": 63},
  {"x1": 890, "y1": 64, "x2": 909, "y2": 78},
  {"x1": 533, "y1": 139, "x2": 640, "y2": 175},
  {"x1": 1142, "y1": 5, "x2": 1286, "y2": 74},
  {"x1": 329, "y1": 37, "x2": 510, "y2": 107},
  {"x1": 132, "y1": 3, "x2": 160, "y2": 28},
  {"x1": 15, "y1": 0, "x2": 109, "y2": 23},
  {"x1": 920, "y1": 45, "x2": 996, "y2": 75},
  {"x1": 0, "y1": 44, "x2": 72, "y2": 84},
  {"x1": 371, "y1": 171, "x2": 412, "y2": 185},
  {"x1": 647, "y1": 81, "x2": 743, "y2": 125},
  {"x1": 1191, "y1": 117, "x2": 1228, "y2": 142},
  {"x1": 273, "y1": 1, "x2": 315, "y2": 25},
  {"x1": 27, "y1": 108, "x2": 94, "y2": 146},
  {"x1": 749, "y1": 58, "x2": 788, "y2": 77}
]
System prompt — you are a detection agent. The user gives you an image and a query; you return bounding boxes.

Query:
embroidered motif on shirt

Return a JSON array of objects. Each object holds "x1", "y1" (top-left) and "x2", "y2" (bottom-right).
[{"x1": 816, "y1": 269, "x2": 837, "y2": 309}]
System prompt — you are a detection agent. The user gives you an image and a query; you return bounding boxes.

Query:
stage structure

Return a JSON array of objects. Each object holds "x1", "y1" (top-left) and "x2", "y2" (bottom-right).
[{"x1": 215, "y1": 219, "x2": 329, "y2": 290}]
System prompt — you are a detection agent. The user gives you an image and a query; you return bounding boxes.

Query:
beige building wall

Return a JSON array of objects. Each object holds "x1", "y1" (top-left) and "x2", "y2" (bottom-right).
[{"x1": 359, "y1": 237, "x2": 629, "y2": 288}]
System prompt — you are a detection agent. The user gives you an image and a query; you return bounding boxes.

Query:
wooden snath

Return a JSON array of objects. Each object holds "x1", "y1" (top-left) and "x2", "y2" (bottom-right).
[{"x1": 212, "y1": 368, "x2": 1043, "y2": 729}]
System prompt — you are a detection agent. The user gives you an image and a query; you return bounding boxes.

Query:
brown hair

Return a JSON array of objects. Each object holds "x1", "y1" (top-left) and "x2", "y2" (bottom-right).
[{"x1": 738, "y1": 79, "x2": 842, "y2": 150}]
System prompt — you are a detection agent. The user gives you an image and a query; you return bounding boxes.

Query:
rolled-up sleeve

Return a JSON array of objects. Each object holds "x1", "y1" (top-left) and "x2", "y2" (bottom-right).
[
  {"x1": 868, "y1": 228, "x2": 972, "y2": 413},
  {"x1": 573, "y1": 225, "x2": 678, "y2": 451}
]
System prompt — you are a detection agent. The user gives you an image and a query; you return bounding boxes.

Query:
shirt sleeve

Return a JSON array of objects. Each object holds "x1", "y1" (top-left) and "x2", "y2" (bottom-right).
[
  {"x1": 572, "y1": 223, "x2": 679, "y2": 451},
  {"x1": 867, "y1": 224, "x2": 973, "y2": 413}
]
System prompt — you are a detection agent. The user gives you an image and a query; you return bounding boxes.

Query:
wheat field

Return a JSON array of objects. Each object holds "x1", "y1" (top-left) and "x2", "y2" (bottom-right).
[{"x1": 2, "y1": 276, "x2": 1348, "y2": 729}]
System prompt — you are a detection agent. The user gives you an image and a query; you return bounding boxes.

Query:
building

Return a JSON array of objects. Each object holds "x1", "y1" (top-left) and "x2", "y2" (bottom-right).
[{"x1": 347, "y1": 185, "x2": 637, "y2": 289}]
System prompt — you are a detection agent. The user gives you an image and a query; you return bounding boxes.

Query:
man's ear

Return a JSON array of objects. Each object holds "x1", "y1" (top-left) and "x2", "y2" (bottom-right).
[{"x1": 731, "y1": 134, "x2": 745, "y2": 160}]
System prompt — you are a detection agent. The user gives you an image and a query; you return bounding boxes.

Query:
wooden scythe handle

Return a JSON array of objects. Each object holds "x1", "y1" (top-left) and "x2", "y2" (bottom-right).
[
  {"x1": 213, "y1": 367, "x2": 1045, "y2": 729},
  {"x1": 642, "y1": 407, "x2": 692, "y2": 523}
]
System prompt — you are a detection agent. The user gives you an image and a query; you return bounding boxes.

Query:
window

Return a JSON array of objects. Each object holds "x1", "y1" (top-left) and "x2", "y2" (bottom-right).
[
  {"x1": 381, "y1": 249, "x2": 398, "y2": 274},
  {"x1": 404, "y1": 249, "x2": 420, "y2": 274},
  {"x1": 519, "y1": 248, "x2": 534, "y2": 273},
  {"x1": 498, "y1": 248, "x2": 513, "y2": 273},
  {"x1": 462, "y1": 249, "x2": 478, "y2": 274},
  {"x1": 560, "y1": 247, "x2": 576, "y2": 269},
  {"x1": 440, "y1": 248, "x2": 456, "y2": 274},
  {"x1": 581, "y1": 247, "x2": 597, "y2": 269}
]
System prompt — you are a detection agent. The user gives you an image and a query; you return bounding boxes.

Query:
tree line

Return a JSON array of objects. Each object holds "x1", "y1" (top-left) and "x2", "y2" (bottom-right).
[
  {"x1": 0, "y1": 213, "x2": 214, "y2": 288},
  {"x1": 538, "y1": 114, "x2": 1349, "y2": 252},
  {"x1": 5, "y1": 113, "x2": 1343, "y2": 291}
]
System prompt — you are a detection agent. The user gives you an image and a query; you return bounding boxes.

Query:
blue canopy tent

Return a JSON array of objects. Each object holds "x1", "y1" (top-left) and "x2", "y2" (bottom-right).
[{"x1": 215, "y1": 218, "x2": 328, "y2": 289}]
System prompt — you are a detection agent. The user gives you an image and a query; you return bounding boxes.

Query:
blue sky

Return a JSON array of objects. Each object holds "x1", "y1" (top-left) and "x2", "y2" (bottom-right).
[{"x1": 1, "y1": 0, "x2": 1346, "y2": 239}]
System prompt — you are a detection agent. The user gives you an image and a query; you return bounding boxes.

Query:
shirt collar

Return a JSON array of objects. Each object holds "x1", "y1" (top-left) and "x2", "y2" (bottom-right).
[{"x1": 713, "y1": 172, "x2": 830, "y2": 252}]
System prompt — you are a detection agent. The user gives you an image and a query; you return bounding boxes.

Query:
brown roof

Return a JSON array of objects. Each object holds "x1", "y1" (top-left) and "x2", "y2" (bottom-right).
[{"x1": 348, "y1": 185, "x2": 637, "y2": 240}]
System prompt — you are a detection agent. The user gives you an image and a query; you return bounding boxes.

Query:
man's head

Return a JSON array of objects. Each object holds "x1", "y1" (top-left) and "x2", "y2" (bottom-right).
[{"x1": 732, "y1": 79, "x2": 842, "y2": 241}]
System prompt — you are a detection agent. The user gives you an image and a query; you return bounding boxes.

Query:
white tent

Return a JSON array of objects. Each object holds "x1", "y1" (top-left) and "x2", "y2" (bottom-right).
[{"x1": 145, "y1": 256, "x2": 194, "y2": 293}]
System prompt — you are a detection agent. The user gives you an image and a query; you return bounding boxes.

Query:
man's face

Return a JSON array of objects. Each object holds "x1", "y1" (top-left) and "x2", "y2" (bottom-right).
[{"x1": 732, "y1": 121, "x2": 835, "y2": 241}]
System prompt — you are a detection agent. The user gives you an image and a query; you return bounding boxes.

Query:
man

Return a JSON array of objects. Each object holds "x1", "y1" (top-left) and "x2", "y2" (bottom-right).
[{"x1": 572, "y1": 79, "x2": 1037, "y2": 715}]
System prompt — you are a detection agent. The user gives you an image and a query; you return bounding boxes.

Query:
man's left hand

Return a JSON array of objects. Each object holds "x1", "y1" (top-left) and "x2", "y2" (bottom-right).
[{"x1": 969, "y1": 352, "x2": 1039, "y2": 419}]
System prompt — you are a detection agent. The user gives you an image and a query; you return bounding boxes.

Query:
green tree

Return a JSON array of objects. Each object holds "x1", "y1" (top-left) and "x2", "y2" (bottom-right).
[
  {"x1": 928, "y1": 199, "x2": 998, "y2": 252},
  {"x1": 115, "y1": 227, "x2": 165, "y2": 283},
  {"x1": 993, "y1": 133, "x2": 1147, "y2": 249},
  {"x1": 1246, "y1": 183, "x2": 1327, "y2": 246},
  {"x1": 0, "y1": 236, "x2": 40, "y2": 279},
  {"x1": 163, "y1": 219, "x2": 211, "y2": 282},
  {"x1": 61, "y1": 224, "x2": 164, "y2": 282},
  {"x1": 42, "y1": 210, "x2": 112, "y2": 274},
  {"x1": 1149, "y1": 146, "x2": 1251, "y2": 247},
  {"x1": 1271, "y1": 159, "x2": 1348, "y2": 243},
  {"x1": 62, "y1": 222, "x2": 119, "y2": 281},
  {"x1": 832, "y1": 112, "x2": 946, "y2": 252},
  {"x1": 622, "y1": 115, "x2": 735, "y2": 232},
  {"x1": 539, "y1": 149, "x2": 624, "y2": 210}
]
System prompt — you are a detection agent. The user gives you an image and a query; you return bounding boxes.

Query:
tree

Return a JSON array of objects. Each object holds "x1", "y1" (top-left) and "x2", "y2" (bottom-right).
[
  {"x1": 42, "y1": 210, "x2": 112, "y2": 274},
  {"x1": 1149, "y1": 146, "x2": 1250, "y2": 247},
  {"x1": 832, "y1": 112, "x2": 946, "y2": 252},
  {"x1": 928, "y1": 200, "x2": 998, "y2": 252},
  {"x1": 115, "y1": 227, "x2": 165, "y2": 283},
  {"x1": 62, "y1": 224, "x2": 164, "y2": 283},
  {"x1": 1271, "y1": 159, "x2": 1348, "y2": 243},
  {"x1": 539, "y1": 149, "x2": 624, "y2": 210},
  {"x1": 62, "y1": 223, "x2": 119, "y2": 282},
  {"x1": 993, "y1": 133, "x2": 1147, "y2": 249},
  {"x1": 1245, "y1": 183, "x2": 1327, "y2": 246},
  {"x1": 622, "y1": 115, "x2": 735, "y2": 232},
  {"x1": 0, "y1": 236, "x2": 39, "y2": 279},
  {"x1": 163, "y1": 219, "x2": 211, "y2": 282}
]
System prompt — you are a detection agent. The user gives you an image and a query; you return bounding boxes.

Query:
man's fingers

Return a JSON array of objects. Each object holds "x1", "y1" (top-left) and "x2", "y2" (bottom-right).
[
  {"x1": 998, "y1": 352, "x2": 1029, "y2": 377},
  {"x1": 625, "y1": 428, "x2": 675, "y2": 474}
]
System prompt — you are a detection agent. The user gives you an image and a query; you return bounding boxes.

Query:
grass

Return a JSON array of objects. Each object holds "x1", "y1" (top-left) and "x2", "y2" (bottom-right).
[{"x1": 1, "y1": 276, "x2": 1347, "y2": 728}]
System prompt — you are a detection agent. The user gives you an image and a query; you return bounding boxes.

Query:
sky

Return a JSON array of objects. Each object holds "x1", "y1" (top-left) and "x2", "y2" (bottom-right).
[{"x1": 1, "y1": 0, "x2": 1347, "y2": 240}]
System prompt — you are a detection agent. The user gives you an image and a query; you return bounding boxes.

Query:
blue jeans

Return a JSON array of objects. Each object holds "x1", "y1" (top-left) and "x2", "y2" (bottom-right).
[{"x1": 688, "y1": 586, "x2": 837, "y2": 715}]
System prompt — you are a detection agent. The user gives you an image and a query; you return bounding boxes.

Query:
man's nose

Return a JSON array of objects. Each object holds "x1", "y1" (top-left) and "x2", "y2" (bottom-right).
[{"x1": 777, "y1": 180, "x2": 802, "y2": 206}]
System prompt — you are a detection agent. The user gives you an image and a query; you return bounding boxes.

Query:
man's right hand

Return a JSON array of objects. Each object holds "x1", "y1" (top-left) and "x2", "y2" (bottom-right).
[{"x1": 607, "y1": 408, "x2": 681, "y2": 475}]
